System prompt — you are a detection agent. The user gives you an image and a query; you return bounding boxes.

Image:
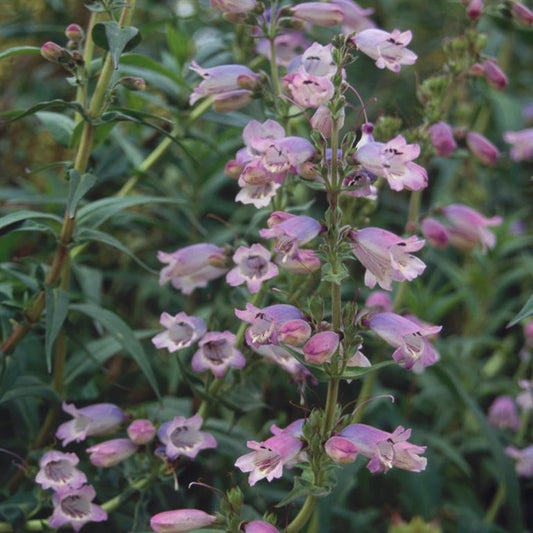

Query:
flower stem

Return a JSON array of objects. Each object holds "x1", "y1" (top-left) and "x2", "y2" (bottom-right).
[
  {"x1": 483, "y1": 483, "x2": 506, "y2": 525},
  {"x1": 286, "y1": 496, "x2": 318, "y2": 533}
]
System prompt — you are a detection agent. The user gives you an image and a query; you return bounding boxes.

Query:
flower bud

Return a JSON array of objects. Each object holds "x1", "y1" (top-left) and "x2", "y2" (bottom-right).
[
  {"x1": 291, "y1": 2, "x2": 344, "y2": 26},
  {"x1": 41, "y1": 41, "x2": 70, "y2": 64},
  {"x1": 150, "y1": 509, "x2": 217, "y2": 533},
  {"x1": 421, "y1": 217, "x2": 450, "y2": 249},
  {"x1": 480, "y1": 59, "x2": 508, "y2": 90},
  {"x1": 244, "y1": 520, "x2": 280, "y2": 533},
  {"x1": 303, "y1": 331, "x2": 340, "y2": 364},
  {"x1": 120, "y1": 76, "x2": 146, "y2": 91},
  {"x1": 325, "y1": 435, "x2": 358, "y2": 463},
  {"x1": 86, "y1": 438, "x2": 138, "y2": 467},
  {"x1": 428, "y1": 121, "x2": 457, "y2": 156},
  {"x1": 65, "y1": 24, "x2": 84, "y2": 42},
  {"x1": 127, "y1": 419, "x2": 156, "y2": 444},
  {"x1": 511, "y1": 2, "x2": 533, "y2": 26},
  {"x1": 224, "y1": 159, "x2": 243, "y2": 179},
  {"x1": 279, "y1": 319, "x2": 312, "y2": 346},
  {"x1": 466, "y1": 0, "x2": 483, "y2": 20},
  {"x1": 466, "y1": 131, "x2": 499, "y2": 165}
]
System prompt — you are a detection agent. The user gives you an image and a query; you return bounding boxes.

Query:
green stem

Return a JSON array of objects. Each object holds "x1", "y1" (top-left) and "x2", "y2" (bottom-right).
[
  {"x1": 483, "y1": 483, "x2": 506, "y2": 525},
  {"x1": 286, "y1": 496, "x2": 318, "y2": 533},
  {"x1": 267, "y1": 1, "x2": 282, "y2": 98}
]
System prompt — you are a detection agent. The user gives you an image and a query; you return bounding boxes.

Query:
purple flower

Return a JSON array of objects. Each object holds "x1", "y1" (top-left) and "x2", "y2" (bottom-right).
[
  {"x1": 311, "y1": 105, "x2": 344, "y2": 137},
  {"x1": 472, "y1": 59, "x2": 508, "y2": 90},
  {"x1": 511, "y1": 2, "x2": 533, "y2": 26},
  {"x1": 283, "y1": 71, "x2": 335, "y2": 108},
  {"x1": 86, "y1": 438, "x2": 138, "y2": 467},
  {"x1": 506, "y1": 445, "x2": 533, "y2": 477},
  {"x1": 226, "y1": 244, "x2": 279, "y2": 293},
  {"x1": 191, "y1": 331, "x2": 246, "y2": 378},
  {"x1": 503, "y1": 128, "x2": 533, "y2": 161},
  {"x1": 150, "y1": 509, "x2": 217, "y2": 532},
  {"x1": 349, "y1": 227, "x2": 426, "y2": 290},
  {"x1": 332, "y1": 0, "x2": 375, "y2": 34},
  {"x1": 355, "y1": 135, "x2": 428, "y2": 192},
  {"x1": 325, "y1": 435, "x2": 359, "y2": 463},
  {"x1": 157, "y1": 414, "x2": 217, "y2": 460},
  {"x1": 158, "y1": 243, "x2": 228, "y2": 294},
  {"x1": 290, "y1": 2, "x2": 344, "y2": 26},
  {"x1": 441, "y1": 204, "x2": 502, "y2": 253},
  {"x1": 128, "y1": 419, "x2": 156, "y2": 444},
  {"x1": 420, "y1": 217, "x2": 450, "y2": 249},
  {"x1": 152, "y1": 312, "x2": 207, "y2": 353},
  {"x1": 189, "y1": 61, "x2": 259, "y2": 108},
  {"x1": 466, "y1": 131, "x2": 499, "y2": 165},
  {"x1": 428, "y1": 122, "x2": 457, "y2": 156},
  {"x1": 368, "y1": 312, "x2": 441, "y2": 371},
  {"x1": 244, "y1": 520, "x2": 280, "y2": 533},
  {"x1": 326, "y1": 424, "x2": 427, "y2": 473},
  {"x1": 365, "y1": 291, "x2": 393, "y2": 313},
  {"x1": 236, "y1": 160, "x2": 284, "y2": 208},
  {"x1": 49, "y1": 485, "x2": 107, "y2": 532},
  {"x1": 36, "y1": 451, "x2": 87, "y2": 490},
  {"x1": 303, "y1": 331, "x2": 340, "y2": 364},
  {"x1": 487, "y1": 396, "x2": 520, "y2": 431},
  {"x1": 352, "y1": 29, "x2": 417, "y2": 73},
  {"x1": 56, "y1": 402, "x2": 127, "y2": 446},
  {"x1": 275, "y1": 247, "x2": 321, "y2": 274},
  {"x1": 235, "y1": 303, "x2": 306, "y2": 347}
]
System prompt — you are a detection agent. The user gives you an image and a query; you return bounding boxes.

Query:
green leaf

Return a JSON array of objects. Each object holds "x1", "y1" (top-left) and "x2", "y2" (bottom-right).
[
  {"x1": 70, "y1": 303, "x2": 160, "y2": 398},
  {"x1": 120, "y1": 53, "x2": 186, "y2": 86},
  {"x1": 0, "y1": 210, "x2": 62, "y2": 236},
  {"x1": 75, "y1": 227, "x2": 156, "y2": 272},
  {"x1": 507, "y1": 293, "x2": 533, "y2": 327},
  {"x1": 165, "y1": 25, "x2": 194, "y2": 67},
  {"x1": 77, "y1": 195, "x2": 184, "y2": 229},
  {"x1": 0, "y1": 45, "x2": 41, "y2": 61},
  {"x1": 35, "y1": 111, "x2": 74, "y2": 147},
  {"x1": 276, "y1": 475, "x2": 333, "y2": 507},
  {"x1": 44, "y1": 286, "x2": 70, "y2": 372},
  {"x1": 0, "y1": 99, "x2": 88, "y2": 123},
  {"x1": 66, "y1": 170, "x2": 98, "y2": 217},
  {"x1": 92, "y1": 21, "x2": 142, "y2": 69},
  {"x1": 0, "y1": 376, "x2": 59, "y2": 405},
  {"x1": 337, "y1": 359, "x2": 395, "y2": 379}
]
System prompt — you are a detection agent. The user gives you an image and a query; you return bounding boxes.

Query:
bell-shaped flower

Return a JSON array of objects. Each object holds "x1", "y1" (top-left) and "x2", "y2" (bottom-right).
[
  {"x1": 332, "y1": 0, "x2": 374, "y2": 34},
  {"x1": 49, "y1": 485, "x2": 107, "y2": 532},
  {"x1": 226, "y1": 244, "x2": 278, "y2": 293},
  {"x1": 128, "y1": 419, "x2": 156, "y2": 444},
  {"x1": 283, "y1": 71, "x2": 335, "y2": 108},
  {"x1": 441, "y1": 204, "x2": 502, "y2": 253},
  {"x1": 189, "y1": 62, "x2": 259, "y2": 107},
  {"x1": 191, "y1": 331, "x2": 245, "y2": 378},
  {"x1": 235, "y1": 303, "x2": 306, "y2": 347},
  {"x1": 349, "y1": 227, "x2": 426, "y2": 291},
  {"x1": 158, "y1": 243, "x2": 228, "y2": 294},
  {"x1": 303, "y1": 331, "x2": 340, "y2": 364},
  {"x1": 487, "y1": 396, "x2": 520, "y2": 431},
  {"x1": 428, "y1": 121, "x2": 457, "y2": 156},
  {"x1": 471, "y1": 59, "x2": 508, "y2": 90},
  {"x1": 328, "y1": 424, "x2": 427, "y2": 473},
  {"x1": 244, "y1": 520, "x2": 280, "y2": 533},
  {"x1": 290, "y1": 2, "x2": 344, "y2": 26},
  {"x1": 368, "y1": 312, "x2": 441, "y2": 371},
  {"x1": 86, "y1": 438, "x2": 138, "y2": 467},
  {"x1": 152, "y1": 312, "x2": 207, "y2": 353},
  {"x1": 243, "y1": 119, "x2": 286, "y2": 152},
  {"x1": 158, "y1": 414, "x2": 217, "y2": 461},
  {"x1": 503, "y1": 128, "x2": 533, "y2": 162},
  {"x1": 56, "y1": 402, "x2": 127, "y2": 446},
  {"x1": 150, "y1": 509, "x2": 217, "y2": 532},
  {"x1": 311, "y1": 105, "x2": 345, "y2": 138},
  {"x1": 36, "y1": 451, "x2": 87, "y2": 491},
  {"x1": 236, "y1": 160, "x2": 284, "y2": 208},
  {"x1": 352, "y1": 29, "x2": 417, "y2": 73},
  {"x1": 212, "y1": 89, "x2": 254, "y2": 112},
  {"x1": 297, "y1": 42, "x2": 336, "y2": 78},
  {"x1": 355, "y1": 135, "x2": 428, "y2": 192},
  {"x1": 505, "y1": 445, "x2": 533, "y2": 477},
  {"x1": 466, "y1": 131, "x2": 499, "y2": 165}
]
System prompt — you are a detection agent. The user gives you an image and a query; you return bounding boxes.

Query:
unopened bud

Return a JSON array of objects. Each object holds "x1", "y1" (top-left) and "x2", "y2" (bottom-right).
[
  {"x1": 466, "y1": 131, "x2": 499, "y2": 165},
  {"x1": 40, "y1": 41, "x2": 69, "y2": 64},
  {"x1": 511, "y1": 2, "x2": 533, "y2": 26},
  {"x1": 224, "y1": 159, "x2": 243, "y2": 179},
  {"x1": 480, "y1": 59, "x2": 508, "y2": 90},
  {"x1": 65, "y1": 24, "x2": 84, "y2": 42},
  {"x1": 119, "y1": 76, "x2": 146, "y2": 91},
  {"x1": 466, "y1": 0, "x2": 483, "y2": 20},
  {"x1": 66, "y1": 39, "x2": 78, "y2": 50}
]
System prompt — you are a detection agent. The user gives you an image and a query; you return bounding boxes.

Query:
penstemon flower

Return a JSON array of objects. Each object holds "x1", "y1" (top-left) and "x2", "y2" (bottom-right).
[
  {"x1": 127, "y1": 419, "x2": 156, "y2": 444},
  {"x1": 152, "y1": 312, "x2": 207, "y2": 352},
  {"x1": 505, "y1": 446, "x2": 533, "y2": 477},
  {"x1": 503, "y1": 128, "x2": 533, "y2": 161},
  {"x1": 86, "y1": 438, "x2": 138, "y2": 467},
  {"x1": 487, "y1": 396, "x2": 520, "y2": 431},
  {"x1": 191, "y1": 331, "x2": 246, "y2": 378},
  {"x1": 244, "y1": 520, "x2": 280, "y2": 533},
  {"x1": 36, "y1": 451, "x2": 87, "y2": 491},
  {"x1": 226, "y1": 244, "x2": 279, "y2": 293},
  {"x1": 150, "y1": 508, "x2": 217, "y2": 533},
  {"x1": 290, "y1": 2, "x2": 344, "y2": 26}
]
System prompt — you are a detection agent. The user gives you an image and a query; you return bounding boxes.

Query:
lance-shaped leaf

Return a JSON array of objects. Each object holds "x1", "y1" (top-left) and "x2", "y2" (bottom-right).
[
  {"x1": 45, "y1": 286, "x2": 70, "y2": 372},
  {"x1": 507, "y1": 294, "x2": 533, "y2": 328},
  {"x1": 0, "y1": 210, "x2": 62, "y2": 237},
  {"x1": 66, "y1": 170, "x2": 98, "y2": 218},
  {"x1": 0, "y1": 45, "x2": 40, "y2": 61},
  {"x1": 92, "y1": 21, "x2": 142, "y2": 69}
]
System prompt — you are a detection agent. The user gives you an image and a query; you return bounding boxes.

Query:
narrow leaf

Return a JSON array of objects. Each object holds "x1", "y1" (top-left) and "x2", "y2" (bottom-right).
[
  {"x1": 70, "y1": 303, "x2": 160, "y2": 398},
  {"x1": 0, "y1": 376, "x2": 59, "y2": 405},
  {"x1": 0, "y1": 210, "x2": 62, "y2": 236},
  {"x1": 44, "y1": 286, "x2": 70, "y2": 372},
  {"x1": 0, "y1": 45, "x2": 41, "y2": 61},
  {"x1": 66, "y1": 170, "x2": 98, "y2": 217},
  {"x1": 92, "y1": 21, "x2": 141, "y2": 69},
  {"x1": 0, "y1": 99, "x2": 88, "y2": 123},
  {"x1": 507, "y1": 294, "x2": 533, "y2": 327},
  {"x1": 35, "y1": 111, "x2": 74, "y2": 147}
]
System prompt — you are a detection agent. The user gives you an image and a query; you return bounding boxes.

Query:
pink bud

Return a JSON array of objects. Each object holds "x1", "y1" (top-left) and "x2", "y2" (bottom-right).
[
  {"x1": 428, "y1": 121, "x2": 457, "y2": 156},
  {"x1": 512, "y1": 2, "x2": 533, "y2": 26},
  {"x1": 244, "y1": 520, "x2": 280, "y2": 533},
  {"x1": 279, "y1": 319, "x2": 312, "y2": 346},
  {"x1": 480, "y1": 59, "x2": 508, "y2": 90},
  {"x1": 150, "y1": 509, "x2": 217, "y2": 532},
  {"x1": 127, "y1": 419, "x2": 156, "y2": 444},
  {"x1": 65, "y1": 24, "x2": 84, "y2": 41},
  {"x1": 466, "y1": 0, "x2": 483, "y2": 20},
  {"x1": 466, "y1": 131, "x2": 499, "y2": 165},
  {"x1": 290, "y1": 2, "x2": 344, "y2": 26},
  {"x1": 120, "y1": 76, "x2": 146, "y2": 91},
  {"x1": 420, "y1": 217, "x2": 450, "y2": 249},
  {"x1": 40, "y1": 41, "x2": 67, "y2": 63},
  {"x1": 303, "y1": 331, "x2": 340, "y2": 364},
  {"x1": 86, "y1": 438, "x2": 138, "y2": 467},
  {"x1": 325, "y1": 435, "x2": 358, "y2": 463}
]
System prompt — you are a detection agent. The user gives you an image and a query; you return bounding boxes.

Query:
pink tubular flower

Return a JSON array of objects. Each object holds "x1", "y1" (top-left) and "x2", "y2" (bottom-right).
[
  {"x1": 421, "y1": 217, "x2": 450, "y2": 249},
  {"x1": 150, "y1": 509, "x2": 217, "y2": 533},
  {"x1": 352, "y1": 29, "x2": 417, "y2": 73},
  {"x1": 428, "y1": 122, "x2": 457, "y2": 156},
  {"x1": 284, "y1": 71, "x2": 335, "y2": 108},
  {"x1": 158, "y1": 243, "x2": 228, "y2": 294},
  {"x1": 290, "y1": 2, "x2": 344, "y2": 26},
  {"x1": 49, "y1": 485, "x2": 107, "y2": 532},
  {"x1": 226, "y1": 244, "x2": 278, "y2": 293},
  {"x1": 466, "y1": 131, "x2": 499, "y2": 165},
  {"x1": 506, "y1": 445, "x2": 533, "y2": 477},
  {"x1": 189, "y1": 61, "x2": 259, "y2": 106},
  {"x1": 474, "y1": 59, "x2": 508, "y2": 90},
  {"x1": 56, "y1": 402, "x2": 127, "y2": 446},
  {"x1": 355, "y1": 135, "x2": 428, "y2": 192},
  {"x1": 327, "y1": 424, "x2": 427, "y2": 473},
  {"x1": 441, "y1": 204, "x2": 502, "y2": 253},
  {"x1": 325, "y1": 435, "x2": 359, "y2": 463},
  {"x1": 332, "y1": 0, "x2": 375, "y2": 34},
  {"x1": 303, "y1": 331, "x2": 340, "y2": 364},
  {"x1": 365, "y1": 291, "x2": 393, "y2": 313},
  {"x1": 511, "y1": 2, "x2": 533, "y2": 26},
  {"x1": 152, "y1": 312, "x2": 207, "y2": 353},
  {"x1": 36, "y1": 451, "x2": 87, "y2": 491},
  {"x1": 87, "y1": 438, "x2": 138, "y2": 468},
  {"x1": 191, "y1": 331, "x2": 246, "y2": 378},
  {"x1": 503, "y1": 128, "x2": 533, "y2": 161},
  {"x1": 487, "y1": 396, "x2": 520, "y2": 431},
  {"x1": 368, "y1": 312, "x2": 441, "y2": 371},
  {"x1": 157, "y1": 414, "x2": 217, "y2": 460},
  {"x1": 128, "y1": 419, "x2": 156, "y2": 444},
  {"x1": 245, "y1": 520, "x2": 280, "y2": 533},
  {"x1": 349, "y1": 227, "x2": 426, "y2": 291}
]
